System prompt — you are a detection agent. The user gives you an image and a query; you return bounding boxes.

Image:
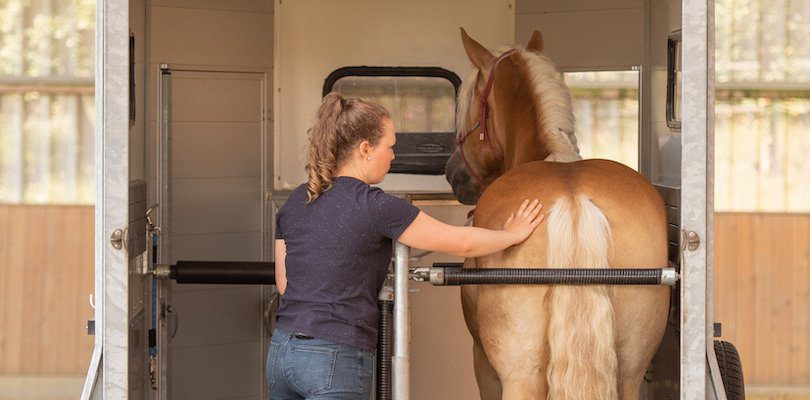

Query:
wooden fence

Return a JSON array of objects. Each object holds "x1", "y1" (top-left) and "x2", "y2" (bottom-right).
[
  {"x1": 714, "y1": 212, "x2": 810, "y2": 385},
  {"x1": 0, "y1": 205, "x2": 94, "y2": 375},
  {"x1": 0, "y1": 206, "x2": 808, "y2": 386}
]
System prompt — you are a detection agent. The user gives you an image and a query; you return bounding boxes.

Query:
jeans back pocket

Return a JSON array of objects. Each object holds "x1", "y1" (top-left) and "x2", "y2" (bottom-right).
[{"x1": 288, "y1": 344, "x2": 337, "y2": 395}]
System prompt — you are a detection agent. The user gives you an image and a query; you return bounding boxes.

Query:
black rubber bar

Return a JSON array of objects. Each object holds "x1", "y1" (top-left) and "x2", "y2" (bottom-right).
[
  {"x1": 438, "y1": 266, "x2": 663, "y2": 285},
  {"x1": 170, "y1": 261, "x2": 275, "y2": 284}
]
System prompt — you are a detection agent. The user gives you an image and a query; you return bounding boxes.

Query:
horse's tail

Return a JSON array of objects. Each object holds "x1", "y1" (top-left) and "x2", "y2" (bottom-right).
[{"x1": 545, "y1": 195, "x2": 618, "y2": 400}]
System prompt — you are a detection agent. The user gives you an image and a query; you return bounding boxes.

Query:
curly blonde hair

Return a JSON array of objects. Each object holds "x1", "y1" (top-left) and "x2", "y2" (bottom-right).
[{"x1": 305, "y1": 92, "x2": 390, "y2": 202}]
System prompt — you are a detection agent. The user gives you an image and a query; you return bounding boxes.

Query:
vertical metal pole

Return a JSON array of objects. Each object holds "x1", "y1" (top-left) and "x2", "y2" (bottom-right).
[
  {"x1": 392, "y1": 242, "x2": 410, "y2": 400},
  {"x1": 156, "y1": 66, "x2": 172, "y2": 400},
  {"x1": 681, "y1": 0, "x2": 712, "y2": 397},
  {"x1": 82, "y1": 1, "x2": 129, "y2": 398}
]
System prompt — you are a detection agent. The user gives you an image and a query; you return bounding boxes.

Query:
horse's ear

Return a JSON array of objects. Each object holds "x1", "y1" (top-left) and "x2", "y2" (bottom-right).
[
  {"x1": 527, "y1": 31, "x2": 544, "y2": 53},
  {"x1": 460, "y1": 27, "x2": 495, "y2": 71}
]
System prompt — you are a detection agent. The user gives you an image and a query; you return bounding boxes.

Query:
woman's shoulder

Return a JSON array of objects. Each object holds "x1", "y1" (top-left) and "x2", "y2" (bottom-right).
[{"x1": 279, "y1": 184, "x2": 308, "y2": 211}]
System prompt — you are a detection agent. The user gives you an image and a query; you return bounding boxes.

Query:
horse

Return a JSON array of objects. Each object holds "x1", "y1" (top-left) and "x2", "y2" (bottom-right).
[{"x1": 445, "y1": 28, "x2": 670, "y2": 400}]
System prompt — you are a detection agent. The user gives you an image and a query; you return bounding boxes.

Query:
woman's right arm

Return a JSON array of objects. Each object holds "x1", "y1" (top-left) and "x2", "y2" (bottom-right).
[{"x1": 398, "y1": 199, "x2": 544, "y2": 258}]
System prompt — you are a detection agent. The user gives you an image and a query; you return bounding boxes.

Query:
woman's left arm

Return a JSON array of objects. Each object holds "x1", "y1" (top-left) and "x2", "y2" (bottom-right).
[{"x1": 274, "y1": 239, "x2": 288, "y2": 294}]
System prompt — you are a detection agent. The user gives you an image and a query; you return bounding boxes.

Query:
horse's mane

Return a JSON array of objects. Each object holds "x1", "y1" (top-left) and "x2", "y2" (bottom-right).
[{"x1": 456, "y1": 47, "x2": 581, "y2": 162}]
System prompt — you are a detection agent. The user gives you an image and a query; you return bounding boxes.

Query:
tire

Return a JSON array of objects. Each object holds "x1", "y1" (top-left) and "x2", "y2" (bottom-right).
[{"x1": 714, "y1": 340, "x2": 745, "y2": 400}]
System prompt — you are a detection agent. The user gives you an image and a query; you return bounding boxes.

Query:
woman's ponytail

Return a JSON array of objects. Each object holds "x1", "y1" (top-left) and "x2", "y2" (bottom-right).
[
  {"x1": 304, "y1": 92, "x2": 390, "y2": 203},
  {"x1": 305, "y1": 92, "x2": 344, "y2": 202}
]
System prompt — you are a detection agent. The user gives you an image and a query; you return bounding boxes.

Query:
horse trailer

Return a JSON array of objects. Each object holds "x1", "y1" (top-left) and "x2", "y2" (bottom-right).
[{"x1": 85, "y1": 0, "x2": 737, "y2": 399}]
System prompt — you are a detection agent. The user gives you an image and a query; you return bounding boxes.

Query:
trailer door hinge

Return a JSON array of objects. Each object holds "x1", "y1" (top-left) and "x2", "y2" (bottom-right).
[
  {"x1": 110, "y1": 228, "x2": 127, "y2": 250},
  {"x1": 682, "y1": 230, "x2": 700, "y2": 251}
]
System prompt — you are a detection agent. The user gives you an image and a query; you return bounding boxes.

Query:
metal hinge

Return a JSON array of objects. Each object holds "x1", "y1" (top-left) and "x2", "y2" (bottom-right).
[
  {"x1": 682, "y1": 230, "x2": 700, "y2": 251},
  {"x1": 110, "y1": 228, "x2": 127, "y2": 250}
]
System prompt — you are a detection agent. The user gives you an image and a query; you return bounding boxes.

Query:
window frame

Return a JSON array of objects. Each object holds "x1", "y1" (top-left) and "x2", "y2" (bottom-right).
[
  {"x1": 322, "y1": 66, "x2": 461, "y2": 98},
  {"x1": 322, "y1": 66, "x2": 462, "y2": 175}
]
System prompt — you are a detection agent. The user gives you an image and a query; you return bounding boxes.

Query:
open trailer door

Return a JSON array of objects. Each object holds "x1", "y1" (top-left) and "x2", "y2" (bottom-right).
[
  {"x1": 650, "y1": 0, "x2": 728, "y2": 398},
  {"x1": 679, "y1": 0, "x2": 727, "y2": 398},
  {"x1": 81, "y1": 2, "x2": 135, "y2": 399}
]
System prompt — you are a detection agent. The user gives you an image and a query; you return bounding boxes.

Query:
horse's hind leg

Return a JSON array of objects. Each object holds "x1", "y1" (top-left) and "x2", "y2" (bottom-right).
[
  {"x1": 476, "y1": 286, "x2": 549, "y2": 400},
  {"x1": 462, "y1": 284, "x2": 503, "y2": 399},
  {"x1": 614, "y1": 286, "x2": 670, "y2": 400},
  {"x1": 473, "y1": 340, "x2": 503, "y2": 400}
]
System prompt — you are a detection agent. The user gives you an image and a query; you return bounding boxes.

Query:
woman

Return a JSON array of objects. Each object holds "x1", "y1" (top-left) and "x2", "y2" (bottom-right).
[{"x1": 268, "y1": 93, "x2": 544, "y2": 399}]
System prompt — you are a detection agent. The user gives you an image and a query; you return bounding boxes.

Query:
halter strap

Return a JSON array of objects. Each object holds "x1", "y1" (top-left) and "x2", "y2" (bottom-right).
[{"x1": 456, "y1": 49, "x2": 517, "y2": 189}]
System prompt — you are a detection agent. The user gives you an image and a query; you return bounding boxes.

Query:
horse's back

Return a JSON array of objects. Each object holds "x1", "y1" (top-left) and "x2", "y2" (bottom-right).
[{"x1": 474, "y1": 159, "x2": 667, "y2": 269}]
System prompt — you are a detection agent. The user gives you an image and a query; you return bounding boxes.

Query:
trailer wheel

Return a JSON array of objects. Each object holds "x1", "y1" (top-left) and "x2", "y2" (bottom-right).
[{"x1": 714, "y1": 340, "x2": 745, "y2": 400}]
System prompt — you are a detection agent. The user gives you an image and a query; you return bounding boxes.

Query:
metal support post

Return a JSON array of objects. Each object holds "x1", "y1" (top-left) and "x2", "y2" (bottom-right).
[{"x1": 392, "y1": 242, "x2": 410, "y2": 400}]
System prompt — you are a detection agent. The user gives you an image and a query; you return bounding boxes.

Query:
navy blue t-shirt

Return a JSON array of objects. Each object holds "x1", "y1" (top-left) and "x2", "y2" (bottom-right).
[{"x1": 274, "y1": 176, "x2": 420, "y2": 351}]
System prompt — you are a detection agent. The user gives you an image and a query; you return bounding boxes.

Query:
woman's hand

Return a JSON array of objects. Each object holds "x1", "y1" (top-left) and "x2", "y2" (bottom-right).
[
  {"x1": 502, "y1": 199, "x2": 544, "y2": 245},
  {"x1": 398, "y1": 199, "x2": 545, "y2": 258}
]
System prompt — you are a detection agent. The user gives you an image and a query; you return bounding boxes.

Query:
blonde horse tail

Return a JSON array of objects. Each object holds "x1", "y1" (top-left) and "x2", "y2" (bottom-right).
[{"x1": 545, "y1": 195, "x2": 618, "y2": 400}]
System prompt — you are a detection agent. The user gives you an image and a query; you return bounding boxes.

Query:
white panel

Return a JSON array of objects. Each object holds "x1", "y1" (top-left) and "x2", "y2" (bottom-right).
[
  {"x1": 170, "y1": 287, "x2": 263, "y2": 348},
  {"x1": 516, "y1": 0, "x2": 641, "y2": 13},
  {"x1": 172, "y1": 75, "x2": 263, "y2": 122},
  {"x1": 147, "y1": 65, "x2": 160, "y2": 123},
  {"x1": 130, "y1": 3, "x2": 147, "y2": 180},
  {"x1": 170, "y1": 341, "x2": 263, "y2": 399},
  {"x1": 409, "y1": 203, "x2": 479, "y2": 400},
  {"x1": 152, "y1": 0, "x2": 272, "y2": 13},
  {"x1": 515, "y1": 8, "x2": 643, "y2": 69},
  {"x1": 150, "y1": 7, "x2": 272, "y2": 67},
  {"x1": 131, "y1": 3, "x2": 146, "y2": 63},
  {"x1": 172, "y1": 122, "x2": 261, "y2": 178},
  {"x1": 648, "y1": 0, "x2": 682, "y2": 186},
  {"x1": 651, "y1": 68, "x2": 668, "y2": 123},
  {"x1": 129, "y1": 63, "x2": 145, "y2": 180},
  {"x1": 275, "y1": 0, "x2": 515, "y2": 191},
  {"x1": 171, "y1": 177, "x2": 262, "y2": 235},
  {"x1": 147, "y1": 120, "x2": 158, "y2": 181},
  {"x1": 171, "y1": 232, "x2": 262, "y2": 263}
]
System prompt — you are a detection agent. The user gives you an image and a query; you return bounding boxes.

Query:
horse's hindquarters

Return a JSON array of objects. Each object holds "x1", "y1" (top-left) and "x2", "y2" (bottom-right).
[{"x1": 470, "y1": 160, "x2": 670, "y2": 400}]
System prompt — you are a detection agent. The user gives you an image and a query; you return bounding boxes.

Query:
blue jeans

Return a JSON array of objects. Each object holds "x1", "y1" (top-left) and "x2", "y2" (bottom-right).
[{"x1": 267, "y1": 329, "x2": 373, "y2": 400}]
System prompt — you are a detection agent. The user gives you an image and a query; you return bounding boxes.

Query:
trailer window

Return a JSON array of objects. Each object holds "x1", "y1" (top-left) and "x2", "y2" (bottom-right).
[
  {"x1": 324, "y1": 67, "x2": 461, "y2": 174},
  {"x1": 563, "y1": 70, "x2": 640, "y2": 171}
]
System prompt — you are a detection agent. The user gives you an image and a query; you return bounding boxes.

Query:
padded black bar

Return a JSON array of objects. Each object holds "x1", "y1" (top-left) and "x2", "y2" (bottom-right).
[
  {"x1": 432, "y1": 264, "x2": 669, "y2": 286},
  {"x1": 170, "y1": 261, "x2": 275, "y2": 284}
]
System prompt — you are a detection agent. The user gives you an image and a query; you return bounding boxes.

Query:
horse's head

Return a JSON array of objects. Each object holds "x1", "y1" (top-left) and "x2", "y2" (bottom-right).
[{"x1": 445, "y1": 28, "x2": 581, "y2": 205}]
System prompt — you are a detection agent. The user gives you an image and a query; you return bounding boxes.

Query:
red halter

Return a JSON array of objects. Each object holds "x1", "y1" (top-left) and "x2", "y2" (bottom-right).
[{"x1": 456, "y1": 49, "x2": 517, "y2": 190}]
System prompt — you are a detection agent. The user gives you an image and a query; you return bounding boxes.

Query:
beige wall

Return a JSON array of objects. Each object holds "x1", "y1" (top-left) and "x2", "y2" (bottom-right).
[
  {"x1": 274, "y1": 0, "x2": 514, "y2": 192},
  {"x1": 516, "y1": 0, "x2": 645, "y2": 70}
]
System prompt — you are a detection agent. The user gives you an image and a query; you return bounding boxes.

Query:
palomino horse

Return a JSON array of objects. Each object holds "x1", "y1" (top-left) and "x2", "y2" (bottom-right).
[{"x1": 445, "y1": 29, "x2": 670, "y2": 400}]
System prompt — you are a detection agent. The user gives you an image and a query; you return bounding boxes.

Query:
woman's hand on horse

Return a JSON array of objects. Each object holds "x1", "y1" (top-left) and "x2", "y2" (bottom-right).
[
  {"x1": 398, "y1": 201, "x2": 544, "y2": 258},
  {"x1": 502, "y1": 199, "x2": 544, "y2": 244}
]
